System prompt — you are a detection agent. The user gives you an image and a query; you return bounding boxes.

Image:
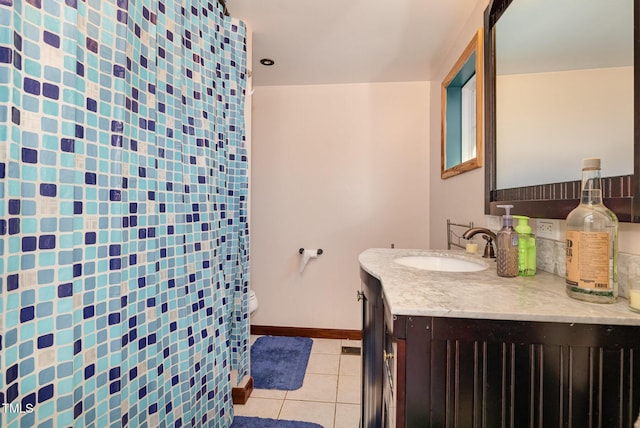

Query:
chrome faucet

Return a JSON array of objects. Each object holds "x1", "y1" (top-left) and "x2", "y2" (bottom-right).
[{"x1": 462, "y1": 227, "x2": 497, "y2": 259}]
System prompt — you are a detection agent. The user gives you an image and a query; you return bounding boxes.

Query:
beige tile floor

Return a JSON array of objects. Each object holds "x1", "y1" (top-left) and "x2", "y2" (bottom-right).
[{"x1": 234, "y1": 336, "x2": 362, "y2": 428}]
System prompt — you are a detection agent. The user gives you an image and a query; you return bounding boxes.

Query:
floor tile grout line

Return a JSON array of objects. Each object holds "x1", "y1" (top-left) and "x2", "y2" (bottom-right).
[{"x1": 276, "y1": 396, "x2": 286, "y2": 419}]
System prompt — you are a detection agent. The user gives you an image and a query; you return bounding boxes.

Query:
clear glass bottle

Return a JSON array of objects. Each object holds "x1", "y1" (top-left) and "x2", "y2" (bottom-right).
[{"x1": 566, "y1": 158, "x2": 618, "y2": 303}]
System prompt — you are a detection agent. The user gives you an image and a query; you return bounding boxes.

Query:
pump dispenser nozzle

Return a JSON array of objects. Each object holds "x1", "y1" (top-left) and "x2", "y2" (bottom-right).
[{"x1": 496, "y1": 204, "x2": 514, "y2": 227}]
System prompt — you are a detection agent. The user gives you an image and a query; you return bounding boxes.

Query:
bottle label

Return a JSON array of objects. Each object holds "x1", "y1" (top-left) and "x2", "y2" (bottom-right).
[{"x1": 566, "y1": 230, "x2": 610, "y2": 290}]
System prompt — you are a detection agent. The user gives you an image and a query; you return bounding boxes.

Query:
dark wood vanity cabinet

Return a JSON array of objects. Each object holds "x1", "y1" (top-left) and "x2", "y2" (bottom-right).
[
  {"x1": 361, "y1": 270, "x2": 640, "y2": 428},
  {"x1": 360, "y1": 268, "x2": 384, "y2": 427}
]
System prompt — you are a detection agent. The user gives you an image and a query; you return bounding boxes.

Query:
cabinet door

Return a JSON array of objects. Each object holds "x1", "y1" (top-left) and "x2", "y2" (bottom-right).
[
  {"x1": 405, "y1": 317, "x2": 640, "y2": 427},
  {"x1": 361, "y1": 274, "x2": 385, "y2": 428}
]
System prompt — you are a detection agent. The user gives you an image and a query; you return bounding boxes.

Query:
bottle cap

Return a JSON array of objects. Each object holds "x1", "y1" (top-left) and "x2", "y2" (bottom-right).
[
  {"x1": 496, "y1": 204, "x2": 514, "y2": 227},
  {"x1": 583, "y1": 157, "x2": 601, "y2": 170},
  {"x1": 513, "y1": 215, "x2": 532, "y2": 234}
]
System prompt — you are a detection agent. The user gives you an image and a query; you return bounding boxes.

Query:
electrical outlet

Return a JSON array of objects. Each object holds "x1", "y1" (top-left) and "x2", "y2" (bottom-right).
[{"x1": 536, "y1": 219, "x2": 561, "y2": 241}]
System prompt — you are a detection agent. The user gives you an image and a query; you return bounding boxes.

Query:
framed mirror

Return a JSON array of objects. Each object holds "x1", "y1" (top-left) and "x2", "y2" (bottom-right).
[
  {"x1": 484, "y1": 0, "x2": 639, "y2": 222},
  {"x1": 441, "y1": 29, "x2": 483, "y2": 179}
]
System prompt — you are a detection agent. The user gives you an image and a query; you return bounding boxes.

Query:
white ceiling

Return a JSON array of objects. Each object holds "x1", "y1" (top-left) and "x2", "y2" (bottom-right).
[{"x1": 227, "y1": 0, "x2": 481, "y2": 86}]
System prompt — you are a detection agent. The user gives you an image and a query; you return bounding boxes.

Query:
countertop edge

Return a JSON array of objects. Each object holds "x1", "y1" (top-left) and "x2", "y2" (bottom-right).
[{"x1": 359, "y1": 248, "x2": 640, "y2": 326}]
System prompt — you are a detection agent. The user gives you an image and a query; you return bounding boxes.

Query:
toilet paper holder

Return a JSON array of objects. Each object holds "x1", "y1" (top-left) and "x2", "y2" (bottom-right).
[{"x1": 299, "y1": 248, "x2": 323, "y2": 255}]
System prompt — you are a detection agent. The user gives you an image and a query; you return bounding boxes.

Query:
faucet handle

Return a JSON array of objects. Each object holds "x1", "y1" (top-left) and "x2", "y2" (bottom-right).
[{"x1": 481, "y1": 235, "x2": 496, "y2": 259}]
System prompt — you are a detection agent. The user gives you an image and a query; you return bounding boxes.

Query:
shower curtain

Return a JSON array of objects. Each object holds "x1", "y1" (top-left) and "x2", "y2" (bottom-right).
[{"x1": 0, "y1": 0, "x2": 250, "y2": 427}]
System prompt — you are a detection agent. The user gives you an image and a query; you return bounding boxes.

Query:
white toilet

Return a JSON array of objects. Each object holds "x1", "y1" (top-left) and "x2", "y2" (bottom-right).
[{"x1": 249, "y1": 290, "x2": 259, "y2": 315}]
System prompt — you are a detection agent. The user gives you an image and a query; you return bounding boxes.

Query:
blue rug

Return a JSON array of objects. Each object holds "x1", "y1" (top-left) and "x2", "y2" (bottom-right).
[
  {"x1": 251, "y1": 336, "x2": 313, "y2": 390},
  {"x1": 231, "y1": 416, "x2": 323, "y2": 428}
]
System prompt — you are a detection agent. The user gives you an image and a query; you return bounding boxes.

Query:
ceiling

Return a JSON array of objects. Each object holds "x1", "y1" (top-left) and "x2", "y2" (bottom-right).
[{"x1": 226, "y1": 0, "x2": 481, "y2": 86}]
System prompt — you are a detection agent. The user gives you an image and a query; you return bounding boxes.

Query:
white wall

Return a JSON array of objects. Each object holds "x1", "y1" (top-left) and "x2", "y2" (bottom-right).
[
  {"x1": 250, "y1": 82, "x2": 430, "y2": 330},
  {"x1": 497, "y1": 67, "x2": 633, "y2": 188},
  {"x1": 429, "y1": 0, "x2": 489, "y2": 249}
]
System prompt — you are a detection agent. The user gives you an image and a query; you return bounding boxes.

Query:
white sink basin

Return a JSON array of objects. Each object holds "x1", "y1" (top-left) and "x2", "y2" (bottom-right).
[{"x1": 394, "y1": 255, "x2": 487, "y2": 272}]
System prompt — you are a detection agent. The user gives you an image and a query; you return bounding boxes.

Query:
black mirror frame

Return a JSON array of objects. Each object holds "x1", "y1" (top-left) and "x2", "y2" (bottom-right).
[{"x1": 483, "y1": 0, "x2": 640, "y2": 223}]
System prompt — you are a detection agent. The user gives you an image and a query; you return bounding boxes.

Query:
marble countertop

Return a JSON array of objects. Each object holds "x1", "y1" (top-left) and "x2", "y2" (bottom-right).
[{"x1": 359, "y1": 248, "x2": 640, "y2": 326}]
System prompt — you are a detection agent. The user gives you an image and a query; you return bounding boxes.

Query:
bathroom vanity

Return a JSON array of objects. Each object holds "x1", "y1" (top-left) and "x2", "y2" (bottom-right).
[{"x1": 359, "y1": 248, "x2": 640, "y2": 428}]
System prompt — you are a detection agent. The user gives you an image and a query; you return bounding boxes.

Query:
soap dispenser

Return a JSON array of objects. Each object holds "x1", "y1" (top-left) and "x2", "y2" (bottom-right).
[
  {"x1": 513, "y1": 215, "x2": 536, "y2": 276},
  {"x1": 496, "y1": 204, "x2": 518, "y2": 277}
]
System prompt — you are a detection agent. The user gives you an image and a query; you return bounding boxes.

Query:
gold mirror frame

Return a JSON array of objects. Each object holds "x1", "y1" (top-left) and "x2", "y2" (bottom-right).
[{"x1": 441, "y1": 29, "x2": 483, "y2": 179}]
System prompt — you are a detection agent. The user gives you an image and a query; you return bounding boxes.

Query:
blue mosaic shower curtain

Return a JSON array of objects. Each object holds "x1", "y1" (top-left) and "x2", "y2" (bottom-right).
[{"x1": 0, "y1": 0, "x2": 250, "y2": 427}]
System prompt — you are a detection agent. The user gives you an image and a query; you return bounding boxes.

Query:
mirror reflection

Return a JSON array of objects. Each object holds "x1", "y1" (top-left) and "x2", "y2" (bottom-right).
[{"x1": 495, "y1": 0, "x2": 634, "y2": 189}]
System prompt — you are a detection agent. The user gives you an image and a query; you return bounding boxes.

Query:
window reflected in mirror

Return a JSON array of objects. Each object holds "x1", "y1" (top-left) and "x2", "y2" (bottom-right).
[{"x1": 441, "y1": 29, "x2": 483, "y2": 179}]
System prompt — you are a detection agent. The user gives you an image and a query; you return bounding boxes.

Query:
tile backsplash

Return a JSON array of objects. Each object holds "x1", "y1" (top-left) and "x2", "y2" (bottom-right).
[{"x1": 536, "y1": 237, "x2": 640, "y2": 299}]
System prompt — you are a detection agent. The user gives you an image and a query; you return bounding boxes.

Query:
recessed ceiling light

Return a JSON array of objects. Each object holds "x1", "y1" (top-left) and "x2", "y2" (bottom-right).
[{"x1": 259, "y1": 58, "x2": 275, "y2": 66}]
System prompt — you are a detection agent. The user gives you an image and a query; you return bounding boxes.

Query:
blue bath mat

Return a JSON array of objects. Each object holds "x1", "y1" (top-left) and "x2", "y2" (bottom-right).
[
  {"x1": 251, "y1": 336, "x2": 313, "y2": 390},
  {"x1": 231, "y1": 416, "x2": 322, "y2": 428}
]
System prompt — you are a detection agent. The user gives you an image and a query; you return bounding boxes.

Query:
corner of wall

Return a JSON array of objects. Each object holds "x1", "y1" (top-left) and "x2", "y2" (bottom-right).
[{"x1": 428, "y1": 0, "x2": 490, "y2": 250}]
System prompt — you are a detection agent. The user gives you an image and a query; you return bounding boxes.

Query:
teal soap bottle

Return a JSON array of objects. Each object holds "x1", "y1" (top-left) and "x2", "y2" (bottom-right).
[
  {"x1": 496, "y1": 205, "x2": 519, "y2": 277},
  {"x1": 513, "y1": 215, "x2": 536, "y2": 276}
]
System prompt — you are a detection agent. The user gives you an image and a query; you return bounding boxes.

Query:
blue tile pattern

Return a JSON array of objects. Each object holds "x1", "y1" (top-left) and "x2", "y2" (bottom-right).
[{"x1": 0, "y1": 0, "x2": 249, "y2": 427}]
